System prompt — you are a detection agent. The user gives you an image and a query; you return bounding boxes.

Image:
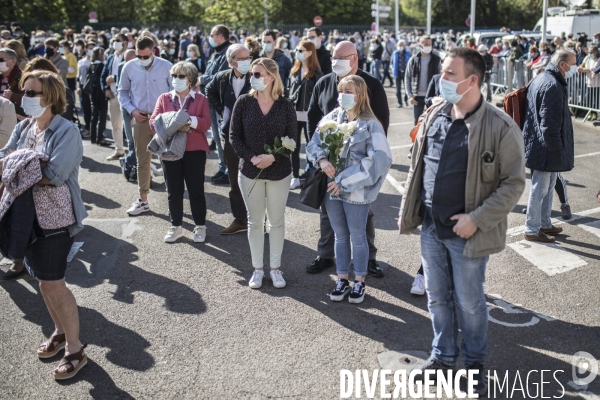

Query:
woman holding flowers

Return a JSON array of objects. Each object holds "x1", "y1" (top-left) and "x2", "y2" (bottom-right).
[
  {"x1": 230, "y1": 58, "x2": 297, "y2": 289},
  {"x1": 306, "y1": 75, "x2": 392, "y2": 304}
]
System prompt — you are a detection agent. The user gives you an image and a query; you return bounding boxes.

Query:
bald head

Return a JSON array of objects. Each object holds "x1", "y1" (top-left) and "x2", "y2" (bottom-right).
[
  {"x1": 333, "y1": 41, "x2": 356, "y2": 57},
  {"x1": 332, "y1": 41, "x2": 359, "y2": 77},
  {"x1": 124, "y1": 49, "x2": 136, "y2": 62}
]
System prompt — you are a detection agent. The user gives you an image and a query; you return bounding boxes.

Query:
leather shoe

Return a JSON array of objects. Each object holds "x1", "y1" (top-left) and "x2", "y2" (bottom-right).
[
  {"x1": 524, "y1": 231, "x2": 555, "y2": 243},
  {"x1": 212, "y1": 173, "x2": 229, "y2": 184},
  {"x1": 1, "y1": 267, "x2": 26, "y2": 280},
  {"x1": 220, "y1": 221, "x2": 247, "y2": 235},
  {"x1": 539, "y1": 225, "x2": 563, "y2": 235},
  {"x1": 367, "y1": 260, "x2": 384, "y2": 277},
  {"x1": 306, "y1": 257, "x2": 334, "y2": 274}
]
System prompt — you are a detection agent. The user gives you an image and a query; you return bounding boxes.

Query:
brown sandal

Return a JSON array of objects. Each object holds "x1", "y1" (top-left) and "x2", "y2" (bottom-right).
[
  {"x1": 53, "y1": 344, "x2": 88, "y2": 380},
  {"x1": 37, "y1": 333, "x2": 66, "y2": 359}
]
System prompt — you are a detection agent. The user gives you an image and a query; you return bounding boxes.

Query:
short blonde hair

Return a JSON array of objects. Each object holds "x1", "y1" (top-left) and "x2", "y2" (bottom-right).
[
  {"x1": 21, "y1": 70, "x2": 67, "y2": 115},
  {"x1": 249, "y1": 57, "x2": 283, "y2": 99},
  {"x1": 187, "y1": 44, "x2": 200, "y2": 57},
  {"x1": 171, "y1": 61, "x2": 199, "y2": 87}
]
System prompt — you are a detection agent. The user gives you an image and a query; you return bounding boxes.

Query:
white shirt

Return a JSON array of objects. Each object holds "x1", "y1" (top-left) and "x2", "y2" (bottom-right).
[
  {"x1": 169, "y1": 89, "x2": 198, "y2": 129},
  {"x1": 232, "y1": 73, "x2": 246, "y2": 98},
  {"x1": 110, "y1": 53, "x2": 124, "y2": 95}
]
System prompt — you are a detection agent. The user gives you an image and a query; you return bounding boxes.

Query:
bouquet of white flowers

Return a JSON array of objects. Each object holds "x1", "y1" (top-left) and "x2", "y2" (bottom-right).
[
  {"x1": 317, "y1": 119, "x2": 358, "y2": 170},
  {"x1": 248, "y1": 136, "x2": 297, "y2": 195}
]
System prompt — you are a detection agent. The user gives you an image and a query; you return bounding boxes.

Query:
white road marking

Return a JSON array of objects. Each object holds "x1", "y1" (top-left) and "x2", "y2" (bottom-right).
[
  {"x1": 575, "y1": 151, "x2": 600, "y2": 159},
  {"x1": 389, "y1": 122, "x2": 414, "y2": 126},
  {"x1": 390, "y1": 144, "x2": 413, "y2": 149},
  {"x1": 579, "y1": 219, "x2": 600, "y2": 239},
  {"x1": 386, "y1": 174, "x2": 406, "y2": 195},
  {"x1": 507, "y1": 240, "x2": 587, "y2": 276},
  {"x1": 507, "y1": 206, "x2": 600, "y2": 236},
  {"x1": 487, "y1": 295, "x2": 555, "y2": 327}
]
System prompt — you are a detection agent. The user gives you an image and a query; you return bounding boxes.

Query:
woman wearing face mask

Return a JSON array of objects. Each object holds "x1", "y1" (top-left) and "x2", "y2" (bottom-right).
[
  {"x1": 276, "y1": 36, "x2": 292, "y2": 61},
  {"x1": 287, "y1": 40, "x2": 322, "y2": 189},
  {"x1": 59, "y1": 40, "x2": 78, "y2": 93},
  {"x1": 0, "y1": 70, "x2": 88, "y2": 380},
  {"x1": 229, "y1": 58, "x2": 297, "y2": 290},
  {"x1": 149, "y1": 62, "x2": 212, "y2": 243},
  {"x1": 43, "y1": 38, "x2": 68, "y2": 83},
  {"x1": 578, "y1": 45, "x2": 600, "y2": 120},
  {"x1": 5, "y1": 40, "x2": 28, "y2": 70},
  {"x1": 306, "y1": 75, "x2": 392, "y2": 304},
  {"x1": 87, "y1": 47, "x2": 109, "y2": 146},
  {"x1": 185, "y1": 44, "x2": 204, "y2": 74}
]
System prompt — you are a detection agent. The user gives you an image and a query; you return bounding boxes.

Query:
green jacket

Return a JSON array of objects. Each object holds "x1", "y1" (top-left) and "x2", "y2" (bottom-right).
[{"x1": 399, "y1": 99, "x2": 526, "y2": 258}]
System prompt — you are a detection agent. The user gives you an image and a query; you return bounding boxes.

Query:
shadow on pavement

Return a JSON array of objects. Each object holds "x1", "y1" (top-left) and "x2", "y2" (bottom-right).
[
  {"x1": 81, "y1": 155, "x2": 122, "y2": 175},
  {"x1": 81, "y1": 188, "x2": 121, "y2": 210}
]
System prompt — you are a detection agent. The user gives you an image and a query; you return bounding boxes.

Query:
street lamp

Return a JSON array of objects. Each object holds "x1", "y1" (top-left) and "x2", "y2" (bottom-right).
[{"x1": 264, "y1": 0, "x2": 268, "y2": 29}]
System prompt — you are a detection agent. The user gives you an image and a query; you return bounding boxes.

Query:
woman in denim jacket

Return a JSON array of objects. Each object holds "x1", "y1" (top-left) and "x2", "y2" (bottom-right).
[{"x1": 306, "y1": 75, "x2": 392, "y2": 304}]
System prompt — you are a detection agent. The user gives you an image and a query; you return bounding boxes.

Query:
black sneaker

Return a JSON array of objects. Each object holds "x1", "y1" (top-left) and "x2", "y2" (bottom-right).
[
  {"x1": 464, "y1": 361, "x2": 488, "y2": 396},
  {"x1": 212, "y1": 173, "x2": 229, "y2": 184},
  {"x1": 211, "y1": 171, "x2": 226, "y2": 182},
  {"x1": 413, "y1": 357, "x2": 455, "y2": 384},
  {"x1": 306, "y1": 257, "x2": 334, "y2": 274},
  {"x1": 560, "y1": 204, "x2": 572, "y2": 220},
  {"x1": 209, "y1": 140, "x2": 217, "y2": 151},
  {"x1": 348, "y1": 281, "x2": 366, "y2": 303},
  {"x1": 330, "y1": 278, "x2": 351, "y2": 301},
  {"x1": 367, "y1": 260, "x2": 384, "y2": 278}
]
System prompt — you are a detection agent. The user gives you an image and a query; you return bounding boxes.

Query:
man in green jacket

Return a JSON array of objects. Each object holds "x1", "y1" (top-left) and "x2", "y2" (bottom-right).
[{"x1": 398, "y1": 47, "x2": 525, "y2": 395}]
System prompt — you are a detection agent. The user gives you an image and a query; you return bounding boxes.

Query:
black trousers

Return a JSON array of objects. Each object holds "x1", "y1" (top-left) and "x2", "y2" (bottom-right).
[
  {"x1": 162, "y1": 151, "x2": 207, "y2": 226},
  {"x1": 412, "y1": 96, "x2": 426, "y2": 126},
  {"x1": 381, "y1": 60, "x2": 394, "y2": 86},
  {"x1": 221, "y1": 137, "x2": 247, "y2": 225},
  {"x1": 90, "y1": 94, "x2": 108, "y2": 144},
  {"x1": 555, "y1": 173, "x2": 568, "y2": 204},
  {"x1": 66, "y1": 78, "x2": 76, "y2": 93},
  {"x1": 318, "y1": 198, "x2": 377, "y2": 260},
  {"x1": 291, "y1": 120, "x2": 312, "y2": 177},
  {"x1": 81, "y1": 92, "x2": 92, "y2": 130}
]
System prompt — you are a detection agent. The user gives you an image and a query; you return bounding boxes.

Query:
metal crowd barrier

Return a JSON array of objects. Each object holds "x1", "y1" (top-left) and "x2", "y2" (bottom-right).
[{"x1": 490, "y1": 59, "x2": 600, "y2": 121}]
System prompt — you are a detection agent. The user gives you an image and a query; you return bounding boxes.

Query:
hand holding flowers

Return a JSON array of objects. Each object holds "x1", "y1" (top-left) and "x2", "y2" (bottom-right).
[{"x1": 248, "y1": 136, "x2": 297, "y2": 195}]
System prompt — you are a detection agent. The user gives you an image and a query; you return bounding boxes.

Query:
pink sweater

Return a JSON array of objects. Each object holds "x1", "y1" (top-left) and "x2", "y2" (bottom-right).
[{"x1": 150, "y1": 89, "x2": 212, "y2": 153}]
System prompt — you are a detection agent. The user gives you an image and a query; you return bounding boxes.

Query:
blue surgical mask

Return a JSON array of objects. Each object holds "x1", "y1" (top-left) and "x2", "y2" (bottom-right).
[
  {"x1": 311, "y1": 38, "x2": 320, "y2": 48},
  {"x1": 439, "y1": 77, "x2": 472, "y2": 104},
  {"x1": 172, "y1": 78, "x2": 188, "y2": 92},
  {"x1": 594, "y1": 39, "x2": 599, "y2": 45},
  {"x1": 564, "y1": 63, "x2": 578, "y2": 79},
  {"x1": 250, "y1": 76, "x2": 268, "y2": 92},
  {"x1": 338, "y1": 93, "x2": 356, "y2": 110},
  {"x1": 208, "y1": 37, "x2": 217, "y2": 48},
  {"x1": 236, "y1": 60, "x2": 251, "y2": 75},
  {"x1": 295, "y1": 51, "x2": 306, "y2": 62},
  {"x1": 186, "y1": 51, "x2": 194, "y2": 58},
  {"x1": 262, "y1": 43, "x2": 273, "y2": 53}
]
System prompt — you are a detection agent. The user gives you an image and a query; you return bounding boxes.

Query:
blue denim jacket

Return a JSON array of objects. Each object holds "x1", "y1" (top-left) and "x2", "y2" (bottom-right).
[
  {"x1": 306, "y1": 108, "x2": 392, "y2": 204},
  {"x1": 0, "y1": 115, "x2": 87, "y2": 236}
]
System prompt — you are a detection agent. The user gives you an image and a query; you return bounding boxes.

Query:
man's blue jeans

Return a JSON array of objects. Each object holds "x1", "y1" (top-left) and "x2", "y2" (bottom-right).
[
  {"x1": 525, "y1": 170, "x2": 558, "y2": 235},
  {"x1": 421, "y1": 213, "x2": 489, "y2": 365},
  {"x1": 370, "y1": 59, "x2": 382, "y2": 81},
  {"x1": 121, "y1": 107, "x2": 136, "y2": 168},
  {"x1": 324, "y1": 195, "x2": 370, "y2": 277},
  {"x1": 209, "y1": 107, "x2": 227, "y2": 174}
]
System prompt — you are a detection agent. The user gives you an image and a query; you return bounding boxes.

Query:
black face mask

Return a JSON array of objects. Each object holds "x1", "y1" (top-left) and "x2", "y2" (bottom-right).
[{"x1": 45, "y1": 47, "x2": 55, "y2": 57}]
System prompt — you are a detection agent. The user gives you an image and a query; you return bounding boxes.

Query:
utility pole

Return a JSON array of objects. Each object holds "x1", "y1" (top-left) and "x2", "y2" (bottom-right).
[
  {"x1": 470, "y1": 0, "x2": 475, "y2": 37},
  {"x1": 395, "y1": 0, "x2": 399, "y2": 37},
  {"x1": 376, "y1": 0, "x2": 380, "y2": 32},
  {"x1": 426, "y1": 0, "x2": 432, "y2": 35},
  {"x1": 264, "y1": 0, "x2": 268, "y2": 29},
  {"x1": 542, "y1": 0, "x2": 548, "y2": 44}
]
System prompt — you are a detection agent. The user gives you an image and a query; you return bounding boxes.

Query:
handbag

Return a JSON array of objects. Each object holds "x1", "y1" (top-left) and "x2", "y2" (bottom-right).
[
  {"x1": 299, "y1": 168, "x2": 328, "y2": 209},
  {"x1": 82, "y1": 64, "x2": 97, "y2": 95}
]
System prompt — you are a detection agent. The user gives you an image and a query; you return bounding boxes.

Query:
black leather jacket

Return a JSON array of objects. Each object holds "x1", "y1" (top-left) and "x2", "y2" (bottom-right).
[{"x1": 287, "y1": 68, "x2": 323, "y2": 112}]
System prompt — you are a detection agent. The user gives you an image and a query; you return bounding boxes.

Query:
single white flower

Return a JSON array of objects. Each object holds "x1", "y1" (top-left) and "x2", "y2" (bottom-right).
[
  {"x1": 431, "y1": 96, "x2": 444, "y2": 106},
  {"x1": 281, "y1": 136, "x2": 296, "y2": 151}
]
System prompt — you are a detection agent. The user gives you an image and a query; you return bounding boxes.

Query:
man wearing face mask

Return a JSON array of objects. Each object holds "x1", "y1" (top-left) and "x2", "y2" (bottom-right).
[
  {"x1": 199, "y1": 25, "x2": 231, "y2": 185},
  {"x1": 101, "y1": 33, "x2": 127, "y2": 161},
  {"x1": 43, "y1": 38, "x2": 68, "y2": 83},
  {"x1": 405, "y1": 35, "x2": 442, "y2": 125},
  {"x1": 206, "y1": 44, "x2": 252, "y2": 235},
  {"x1": 118, "y1": 36, "x2": 173, "y2": 216},
  {"x1": 391, "y1": 40, "x2": 411, "y2": 108},
  {"x1": 0, "y1": 48, "x2": 25, "y2": 119},
  {"x1": 77, "y1": 41, "x2": 97, "y2": 137},
  {"x1": 399, "y1": 48, "x2": 525, "y2": 392},
  {"x1": 305, "y1": 40, "x2": 389, "y2": 277},
  {"x1": 259, "y1": 30, "x2": 292, "y2": 92},
  {"x1": 522, "y1": 50, "x2": 576, "y2": 243},
  {"x1": 307, "y1": 27, "x2": 332, "y2": 75}
]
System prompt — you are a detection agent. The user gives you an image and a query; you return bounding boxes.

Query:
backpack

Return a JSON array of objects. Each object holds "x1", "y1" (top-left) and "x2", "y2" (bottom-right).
[{"x1": 503, "y1": 83, "x2": 530, "y2": 129}]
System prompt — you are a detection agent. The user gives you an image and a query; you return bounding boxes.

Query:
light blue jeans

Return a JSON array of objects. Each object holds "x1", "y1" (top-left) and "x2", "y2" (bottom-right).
[
  {"x1": 525, "y1": 170, "x2": 559, "y2": 235},
  {"x1": 421, "y1": 212, "x2": 489, "y2": 365},
  {"x1": 370, "y1": 59, "x2": 382, "y2": 81},
  {"x1": 324, "y1": 195, "x2": 371, "y2": 277},
  {"x1": 209, "y1": 106, "x2": 227, "y2": 173}
]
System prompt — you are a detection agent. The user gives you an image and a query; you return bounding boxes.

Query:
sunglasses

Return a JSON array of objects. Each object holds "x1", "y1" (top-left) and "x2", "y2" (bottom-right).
[
  {"x1": 19, "y1": 89, "x2": 43, "y2": 97},
  {"x1": 0, "y1": 58, "x2": 5, "y2": 62},
  {"x1": 171, "y1": 74, "x2": 187, "y2": 79},
  {"x1": 136, "y1": 55, "x2": 151, "y2": 60},
  {"x1": 296, "y1": 49, "x2": 307, "y2": 53},
  {"x1": 251, "y1": 72, "x2": 267, "y2": 79}
]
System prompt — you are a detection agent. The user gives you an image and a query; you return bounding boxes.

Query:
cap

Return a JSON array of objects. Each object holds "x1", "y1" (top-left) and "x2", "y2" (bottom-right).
[{"x1": 478, "y1": 44, "x2": 489, "y2": 52}]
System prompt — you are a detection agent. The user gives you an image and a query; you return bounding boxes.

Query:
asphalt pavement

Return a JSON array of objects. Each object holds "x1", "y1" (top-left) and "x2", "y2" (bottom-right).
[{"x1": 1, "y1": 87, "x2": 599, "y2": 399}]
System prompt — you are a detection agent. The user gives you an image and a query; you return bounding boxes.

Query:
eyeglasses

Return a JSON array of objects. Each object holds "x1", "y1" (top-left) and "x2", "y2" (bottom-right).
[
  {"x1": 136, "y1": 55, "x2": 151, "y2": 60},
  {"x1": 331, "y1": 53, "x2": 355, "y2": 61},
  {"x1": 234, "y1": 57, "x2": 253, "y2": 61},
  {"x1": 171, "y1": 74, "x2": 187, "y2": 79},
  {"x1": 251, "y1": 72, "x2": 267, "y2": 79},
  {"x1": 19, "y1": 89, "x2": 43, "y2": 97}
]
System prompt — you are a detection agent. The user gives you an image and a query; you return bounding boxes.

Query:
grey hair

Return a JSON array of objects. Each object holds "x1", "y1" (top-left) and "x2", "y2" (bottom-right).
[
  {"x1": 551, "y1": 49, "x2": 574, "y2": 66},
  {"x1": 226, "y1": 43, "x2": 248, "y2": 62},
  {"x1": 171, "y1": 61, "x2": 199, "y2": 87},
  {"x1": 0, "y1": 48, "x2": 17, "y2": 59}
]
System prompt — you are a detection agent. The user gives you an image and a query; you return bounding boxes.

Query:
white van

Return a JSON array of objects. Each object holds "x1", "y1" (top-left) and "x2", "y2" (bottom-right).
[{"x1": 534, "y1": 8, "x2": 600, "y2": 38}]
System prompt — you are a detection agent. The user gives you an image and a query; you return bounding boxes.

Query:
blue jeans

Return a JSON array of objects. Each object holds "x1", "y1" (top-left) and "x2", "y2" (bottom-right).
[
  {"x1": 121, "y1": 107, "x2": 137, "y2": 168},
  {"x1": 370, "y1": 59, "x2": 382, "y2": 81},
  {"x1": 525, "y1": 170, "x2": 558, "y2": 235},
  {"x1": 324, "y1": 195, "x2": 370, "y2": 277},
  {"x1": 209, "y1": 107, "x2": 227, "y2": 173},
  {"x1": 421, "y1": 213, "x2": 489, "y2": 365}
]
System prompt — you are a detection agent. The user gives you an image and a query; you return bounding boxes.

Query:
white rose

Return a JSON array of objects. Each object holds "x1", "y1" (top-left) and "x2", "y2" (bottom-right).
[
  {"x1": 347, "y1": 120, "x2": 358, "y2": 134},
  {"x1": 318, "y1": 120, "x2": 338, "y2": 132},
  {"x1": 281, "y1": 136, "x2": 296, "y2": 151}
]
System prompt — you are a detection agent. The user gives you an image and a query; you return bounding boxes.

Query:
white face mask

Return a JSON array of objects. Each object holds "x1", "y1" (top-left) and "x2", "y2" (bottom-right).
[
  {"x1": 22, "y1": 96, "x2": 48, "y2": 118},
  {"x1": 0, "y1": 62, "x2": 8, "y2": 72},
  {"x1": 236, "y1": 60, "x2": 251, "y2": 75},
  {"x1": 250, "y1": 76, "x2": 268, "y2": 91},
  {"x1": 397, "y1": 46, "x2": 405, "y2": 52},
  {"x1": 75, "y1": 45, "x2": 82, "y2": 53},
  {"x1": 87, "y1": 49, "x2": 94, "y2": 57},
  {"x1": 172, "y1": 78, "x2": 189, "y2": 92},
  {"x1": 168, "y1": 48, "x2": 175, "y2": 55},
  {"x1": 311, "y1": 38, "x2": 320, "y2": 48},
  {"x1": 332, "y1": 59, "x2": 352, "y2": 78},
  {"x1": 127, "y1": 42, "x2": 134, "y2": 49},
  {"x1": 186, "y1": 51, "x2": 194, "y2": 58},
  {"x1": 421, "y1": 46, "x2": 432, "y2": 54},
  {"x1": 113, "y1": 41, "x2": 123, "y2": 52},
  {"x1": 139, "y1": 56, "x2": 153, "y2": 67}
]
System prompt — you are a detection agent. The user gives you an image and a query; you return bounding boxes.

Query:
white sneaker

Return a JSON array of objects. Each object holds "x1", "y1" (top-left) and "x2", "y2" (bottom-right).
[
  {"x1": 193, "y1": 225, "x2": 206, "y2": 243},
  {"x1": 164, "y1": 226, "x2": 183, "y2": 243},
  {"x1": 270, "y1": 269, "x2": 286, "y2": 288},
  {"x1": 290, "y1": 177, "x2": 302, "y2": 190},
  {"x1": 127, "y1": 199, "x2": 150, "y2": 215},
  {"x1": 249, "y1": 269, "x2": 264, "y2": 289},
  {"x1": 410, "y1": 273, "x2": 425, "y2": 295},
  {"x1": 150, "y1": 164, "x2": 163, "y2": 176}
]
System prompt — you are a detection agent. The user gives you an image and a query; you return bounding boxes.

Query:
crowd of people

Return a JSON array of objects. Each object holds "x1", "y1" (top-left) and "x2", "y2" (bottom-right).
[{"x1": 0, "y1": 21, "x2": 598, "y2": 389}]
